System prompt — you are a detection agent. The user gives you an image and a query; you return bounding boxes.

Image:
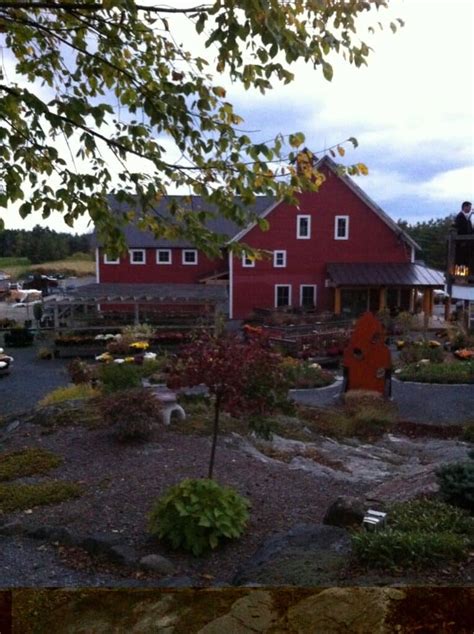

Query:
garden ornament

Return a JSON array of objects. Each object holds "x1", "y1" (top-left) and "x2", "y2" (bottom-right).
[{"x1": 363, "y1": 509, "x2": 387, "y2": 531}]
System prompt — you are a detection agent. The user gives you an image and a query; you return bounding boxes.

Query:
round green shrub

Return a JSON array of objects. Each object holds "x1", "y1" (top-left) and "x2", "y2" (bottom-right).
[
  {"x1": 98, "y1": 388, "x2": 162, "y2": 442},
  {"x1": 98, "y1": 362, "x2": 141, "y2": 393},
  {"x1": 149, "y1": 478, "x2": 250, "y2": 556},
  {"x1": 436, "y1": 462, "x2": 474, "y2": 512}
]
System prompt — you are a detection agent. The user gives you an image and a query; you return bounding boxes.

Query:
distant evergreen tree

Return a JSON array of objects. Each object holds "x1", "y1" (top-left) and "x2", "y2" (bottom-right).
[
  {"x1": 0, "y1": 226, "x2": 92, "y2": 263},
  {"x1": 398, "y1": 216, "x2": 453, "y2": 271}
]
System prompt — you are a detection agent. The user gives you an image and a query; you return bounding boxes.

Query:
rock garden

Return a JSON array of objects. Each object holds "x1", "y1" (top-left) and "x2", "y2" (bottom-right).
[{"x1": 0, "y1": 323, "x2": 473, "y2": 589}]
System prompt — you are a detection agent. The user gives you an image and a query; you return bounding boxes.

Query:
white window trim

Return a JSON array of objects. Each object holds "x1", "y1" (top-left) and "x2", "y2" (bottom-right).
[
  {"x1": 129, "y1": 249, "x2": 146, "y2": 265},
  {"x1": 103, "y1": 253, "x2": 120, "y2": 265},
  {"x1": 242, "y1": 253, "x2": 255, "y2": 268},
  {"x1": 273, "y1": 250, "x2": 287, "y2": 268},
  {"x1": 297, "y1": 214, "x2": 311, "y2": 239},
  {"x1": 156, "y1": 249, "x2": 172, "y2": 265},
  {"x1": 274, "y1": 284, "x2": 292, "y2": 308},
  {"x1": 300, "y1": 284, "x2": 317, "y2": 307},
  {"x1": 334, "y1": 215, "x2": 349, "y2": 240},
  {"x1": 182, "y1": 249, "x2": 198, "y2": 265}
]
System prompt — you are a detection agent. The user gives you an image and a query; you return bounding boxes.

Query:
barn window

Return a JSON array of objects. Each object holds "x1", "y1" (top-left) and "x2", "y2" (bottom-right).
[
  {"x1": 242, "y1": 253, "x2": 255, "y2": 268},
  {"x1": 297, "y1": 215, "x2": 311, "y2": 239},
  {"x1": 182, "y1": 249, "x2": 198, "y2": 265},
  {"x1": 156, "y1": 249, "x2": 172, "y2": 264},
  {"x1": 334, "y1": 215, "x2": 349, "y2": 240},
  {"x1": 273, "y1": 250, "x2": 287, "y2": 268},
  {"x1": 275, "y1": 284, "x2": 291, "y2": 307},
  {"x1": 130, "y1": 249, "x2": 146, "y2": 264},
  {"x1": 300, "y1": 285, "x2": 317, "y2": 307}
]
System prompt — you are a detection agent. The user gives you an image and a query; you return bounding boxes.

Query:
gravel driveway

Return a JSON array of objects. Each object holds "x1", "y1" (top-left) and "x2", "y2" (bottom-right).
[{"x1": 0, "y1": 343, "x2": 70, "y2": 417}]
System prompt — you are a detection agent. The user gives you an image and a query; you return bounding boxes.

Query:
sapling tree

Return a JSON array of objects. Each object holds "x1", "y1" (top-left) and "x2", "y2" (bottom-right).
[{"x1": 168, "y1": 331, "x2": 287, "y2": 478}]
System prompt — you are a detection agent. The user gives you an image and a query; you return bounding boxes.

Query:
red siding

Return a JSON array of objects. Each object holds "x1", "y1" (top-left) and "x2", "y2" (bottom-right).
[
  {"x1": 231, "y1": 168, "x2": 412, "y2": 319},
  {"x1": 98, "y1": 248, "x2": 224, "y2": 284}
]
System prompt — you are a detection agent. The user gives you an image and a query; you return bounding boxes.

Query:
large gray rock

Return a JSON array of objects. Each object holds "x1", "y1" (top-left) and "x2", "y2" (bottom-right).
[{"x1": 323, "y1": 496, "x2": 366, "y2": 529}]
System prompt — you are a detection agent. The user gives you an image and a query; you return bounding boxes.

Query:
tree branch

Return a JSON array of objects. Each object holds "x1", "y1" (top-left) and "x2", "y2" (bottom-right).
[{"x1": 0, "y1": 2, "x2": 210, "y2": 13}]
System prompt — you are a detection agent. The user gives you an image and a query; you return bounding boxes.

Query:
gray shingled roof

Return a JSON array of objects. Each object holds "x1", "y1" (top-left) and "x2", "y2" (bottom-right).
[
  {"x1": 326, "y1": 263, "x2": 444, "y2": 287},
  {"x1": 91, "y1": 195, "x2": 275, "y2": 248},
  {"x1": 64, "y1": 283, "x2": 227, "y2": 303}
]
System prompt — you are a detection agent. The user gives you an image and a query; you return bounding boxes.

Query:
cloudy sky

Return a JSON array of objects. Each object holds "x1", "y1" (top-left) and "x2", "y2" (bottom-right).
[{"x1": 2, "y1": 0, "x2": 473, "y2": 234}]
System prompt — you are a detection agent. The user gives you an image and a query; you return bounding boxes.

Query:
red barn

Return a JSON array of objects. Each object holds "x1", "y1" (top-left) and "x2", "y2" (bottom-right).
[{"x1": 94, "y1": 156, "x2": 443, "y2": 320}]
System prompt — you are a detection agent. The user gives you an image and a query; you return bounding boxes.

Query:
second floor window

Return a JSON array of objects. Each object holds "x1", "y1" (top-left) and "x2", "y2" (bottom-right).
[
  {"x1": 130, "y1": 249, "x2": 146, "y2": 264},
  {"x1": 156, "y1": 249, "x2": 172, "y2": 264},
  {"x1": 297, "y1": 215, "x2": 311, "y2": 239},
  {"x1": 335, "y1": 215, "x2": 349, "y2": 240},
  {"x1": 182, "y1": 249, "x2": 198, "y2": 265},
  {"x1": 242, "y1": 253, "x2": 255, "y2": 268}
]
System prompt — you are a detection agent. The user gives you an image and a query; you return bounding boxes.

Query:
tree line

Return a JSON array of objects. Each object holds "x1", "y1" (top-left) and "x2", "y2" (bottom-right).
[
  {"x1": 0, "y1": 225, "x2": 91, "y2": 264},
  {"x1": 398, "y1": 216, "x2": 454, "y2": 271}
]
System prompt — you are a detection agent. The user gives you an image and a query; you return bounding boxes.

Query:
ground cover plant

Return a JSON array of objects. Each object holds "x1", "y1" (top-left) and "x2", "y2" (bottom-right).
[
  {"x1": 397, "y1": 361, "x2": 474, "y2": 384},
  {"x1": 0, "y1": 448, "x2": 62, "y2": 481},
  {"x1": 39, "y1": 384, "x2": 100, "y2": 407},
  {"x1": 352, "y1": 498, "x2": 474, "y2": 570},
  {"x1": 0, "y1": 481, "x2": 83, "y2": 513},
  {"x1": 149, "y1": 478, "x2": 250, "y2": 556}
]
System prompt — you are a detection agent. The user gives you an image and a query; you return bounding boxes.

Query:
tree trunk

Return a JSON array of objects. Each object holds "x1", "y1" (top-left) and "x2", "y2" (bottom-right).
[{"x1": 208, "y1": 396, "x2": 221, "y2": 479}]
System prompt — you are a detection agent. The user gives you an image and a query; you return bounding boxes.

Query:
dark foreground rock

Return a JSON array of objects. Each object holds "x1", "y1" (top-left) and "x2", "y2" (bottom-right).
[{"x1": 233, "y1": 524, "x2": 351, "y2": 586}]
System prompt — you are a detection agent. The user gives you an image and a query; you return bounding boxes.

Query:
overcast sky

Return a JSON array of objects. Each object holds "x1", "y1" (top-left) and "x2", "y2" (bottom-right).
[{"x1": 2, "y1": 0, "x2": 473, "y2": 235}]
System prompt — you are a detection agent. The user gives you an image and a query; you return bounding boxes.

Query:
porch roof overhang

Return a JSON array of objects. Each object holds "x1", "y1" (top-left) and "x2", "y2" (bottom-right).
[
  {"x1": 326, "y1": 263, "x2": 444, "y2": 288},
  {"x1": 58, "y1": 283, "x2": 227, "y2": 304}
]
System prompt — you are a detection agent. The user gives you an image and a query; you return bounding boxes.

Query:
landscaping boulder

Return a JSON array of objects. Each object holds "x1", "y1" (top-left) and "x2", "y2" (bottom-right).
[
  {"x1": 139, "y1": 554, "x2": 175, "y2": 575},
  {"x1": 323, "y1": 495, "x2": 366, "y2": 529}
]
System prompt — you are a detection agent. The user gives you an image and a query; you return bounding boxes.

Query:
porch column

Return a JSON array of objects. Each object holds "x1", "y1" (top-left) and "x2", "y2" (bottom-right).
[
  {"x1": 409, "y1": 288, "x2": 415, "y2": 313},
  {"x1": 379, "y1": 287, "x2": 386, "y2": 311},
  {"x1": 134, "y1": 302, "x2": 139, "y2": 325},
  {"x1": 53, "y1": 302, "x2": 59, "y2": 330},
  {"x1": 422, "y1": 288, "x2": 433, "y2": 317},
  {"x1": 334, "y1": 288, "x2": 341, "y2": 315}
]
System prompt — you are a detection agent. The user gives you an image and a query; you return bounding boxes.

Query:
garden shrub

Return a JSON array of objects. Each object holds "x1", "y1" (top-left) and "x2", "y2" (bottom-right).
[
  {"x1": 149, "y1": 478, "x2": 250, "y2": 556},
  {"x1": 397, "y1": 362, "x2": 474, "y2": 384},
  {"x1": 0, "y1": 448, "x2": 62, "y2": 481},
  {"x1": 98, "y1": 362, "x2": 141, "y2": 393},
  {"x1": 399, "y1": 341, "x2": 444, "y2": 365},
  {"x1": 67, "y1": 358, "x2": 95, "y2": 384},
  {"x1": 352, "y1": 530, "x2": 467, "y2": 570},
  {"x1": 37, "y1": 347, "x2": 53, "y2": 360},
  {"x1": 436, "y1": 462, "x2": 474, "y2": 512},
  {"x1": 461, "y1": 423, "x2": 474, "y2": 443},
  {"x1": 98, "y1": 387, "x2": 162, "y2": 441},
  {"x1": 0, "y1": 481, "x2": 83, "y2": 513},
  {"x1": 281, "y1": 358, "x2": 335, "y2": 389},
  {"x1": 39, "y1": 384, "x2": 100, "y2": 407},
  {"x1": 248, "y1": 415, "x2": 278, "y2": 440},
  {"x1": 4, "y1": 327, "x2": 34, "y2": 347}
]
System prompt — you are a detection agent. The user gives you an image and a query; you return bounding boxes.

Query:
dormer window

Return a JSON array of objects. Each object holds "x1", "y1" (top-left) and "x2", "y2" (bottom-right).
[
  {"x1": 297, "y1": 215, "x2": 311, "y2": 239},
  {"x1": 335, "y1": 215, "x2": 349, "y2": 240}
]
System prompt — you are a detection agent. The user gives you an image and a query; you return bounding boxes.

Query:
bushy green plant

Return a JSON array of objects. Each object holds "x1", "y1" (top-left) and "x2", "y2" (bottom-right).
[
  {"x1": 461, "y1": 423, "x2": 474, "y2": 443},
  {"x1": 248, "y1": 416, "x2": 278, "y2": 440},
  {"x1": 436, "y1": 462, "x2": 474, "y2": 512},
  {"x1": 39, "y1": 383, "x2": 100, "y2": 406},
  {"x1": 98, "y1": 362, "x2": 141, "y2": 393},
  {"x1": 149, "y1": 478, "x2": 250, "y2": 556},
  {"x1": 352, "y1": 530, "x2": 467, "y2": 570},
  {"x1": 98, "y1": 388, "x2": 162, "y2": 441}
]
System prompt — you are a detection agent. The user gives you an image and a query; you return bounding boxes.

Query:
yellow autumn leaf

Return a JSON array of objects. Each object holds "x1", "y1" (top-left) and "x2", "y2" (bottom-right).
[
  {"x1": 357, "y1": 163, "x2": 369, "y2": 175},
  {"x1": 337, "y1": 146, "x2": 345, "y2": 157}
]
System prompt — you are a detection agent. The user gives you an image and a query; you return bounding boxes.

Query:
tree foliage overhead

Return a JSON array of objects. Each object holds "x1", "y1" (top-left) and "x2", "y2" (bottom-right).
[{"x1": 0, "y1": 0, "x2": 401, "y2": 255}]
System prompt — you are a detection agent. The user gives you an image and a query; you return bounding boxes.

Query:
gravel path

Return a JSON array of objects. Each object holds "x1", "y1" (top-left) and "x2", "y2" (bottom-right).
[{"x1": 0, "y1": 344, "x2": 70, "y2": 417}]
